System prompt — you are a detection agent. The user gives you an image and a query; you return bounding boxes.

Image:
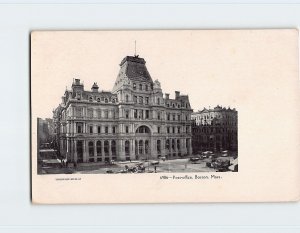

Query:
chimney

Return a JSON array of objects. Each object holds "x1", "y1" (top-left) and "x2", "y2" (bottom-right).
[
  {"x1": 165, "y1": 93, "x2": 170, "y2": 100},
  {"x1": 175, "y1": 91, "x2": 180, "y2": 99}
]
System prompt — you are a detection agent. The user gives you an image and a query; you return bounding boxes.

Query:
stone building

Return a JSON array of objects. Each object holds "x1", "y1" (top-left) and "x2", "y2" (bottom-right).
[
  {"x1": 53, "y1": 55, "x2": 193, "y2": 163},
  {"x1": 191, "y1": 106, "x2": 237, "y2": 153}
]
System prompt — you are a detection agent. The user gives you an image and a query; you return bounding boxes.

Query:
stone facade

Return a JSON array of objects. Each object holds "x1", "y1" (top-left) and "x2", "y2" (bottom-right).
[
  {"x1": 191, "y1": 106, "x2": 238, "y2": 153},
  {"x1": 53, "y1": 55, "x2": 193, "y2": 163}
]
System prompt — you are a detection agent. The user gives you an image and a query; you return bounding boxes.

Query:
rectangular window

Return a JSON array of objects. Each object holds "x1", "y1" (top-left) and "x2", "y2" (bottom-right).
[
  {"x1": 97, "y1": 110, "x2": 101, "y2": 119},
  {"x1": 173, "y1": 114, "x2": 176, "y2": 121},
  {"x1": 157, "y1": 127, "x2": 160, "y2": 134},
  {"x1": 89, "y1": 126, "x2": 93, "y2": 134},
  {"x1": 178, "y1": 126, "x2": 180, "y2": 134},
  {"x1": 173, "y1": 127, "x2": 175, "y2": 134},
  {"x1": 76, "y1": 123, "x2": 83, "y2": 133},
  {"x1": 139, "y1": 96, "x2": 143, "y2": 104},
  {"x1": 134, "y1": 109, "x2": 137, "y2": 118},
  {"x1": 134, "y1": 95, "x2": 137, "y2": 103},
  {"x1": 125, "y1": 110, "x2": 129, "y2": 119},
  {"x1": 178, "y1": 114, "x2": 181, "y2": 121},
  {"x1": 167, "y1": 127, "x2": 170, "y2": 134},
  {"x1": 145, "y1": 97, "x2": 149, "y2": 105},
  {"x1": 105, "y1": 126, "x2": 108, "y2": 134},
  {"x1": 167, "y1": 113, "x2": 170, "y2": 121},
  {"x1": 105, "y1": 110, "x2": 108, "y2": 118},
  {"x1": 125, "y1": 126, "x2": 129, "y2": 134},
  {"x1": 157, "y1": 112, "x2": 161, "y2": 120},
  {"x1": 98, "y1": 126, "x2": 101, "y2": 134},
  {"x1": 112, "y1": 126, "x2": 116, "y2": 134},
  {"x1": 145, "y1": 110, "x2": 149, "y2": 119}
]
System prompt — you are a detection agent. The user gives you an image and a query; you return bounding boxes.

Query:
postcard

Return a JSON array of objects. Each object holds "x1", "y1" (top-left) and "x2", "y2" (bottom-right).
[{"x1": 31, "y1": 29, "x2": 300, "y2": 203}]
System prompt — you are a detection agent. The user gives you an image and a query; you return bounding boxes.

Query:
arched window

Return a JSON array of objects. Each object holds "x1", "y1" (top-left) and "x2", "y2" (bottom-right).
[
  {"x1": 135, "y1": 140, "x2": 138, "y2": 156},
  {"x1": 145, "y1": 140, "x2": 149, "y2": 154},
  {"x1": 136, "y1": 126, "x2": 150, "y2": 134},
  {"x1": 172, "y1": 139, "x2": 175, "y2": 150},
  {"x1": 139, "y1": 140, "x2": 143, "y2": 154},
  {"x1": 166, "y1": 139, "x2": 170, "y2": 151},
  {"x1": 125, "y1": 140, "x2": 130, "y2": 156},
  {"x1": 157, "y1": 140, "x2": 161, "y2": 153},
  {"x1": 89, "y1": 96, "x2": 93, "y2": 102},
  {"x1": 97, "y1": 98, "x2": 100, "y2": 102},
  {"x1": 111, "y1": 140, "x2": 116, "y2": 156},
  {"x1": 105, "y1": 98, "x2": 108, "y2": 103},
  {"x1": 88, "y1": 141, "x2": 94, "y2": 162},
  {"x1": 177, "y1": 139, "x2": 180, "y2": 150},
  {"x1": 104, "y1": 140, "x2": 109, "y2": 157},
  {"x1": 96, "y1": 141, "x2": 101, "y2": 156}
]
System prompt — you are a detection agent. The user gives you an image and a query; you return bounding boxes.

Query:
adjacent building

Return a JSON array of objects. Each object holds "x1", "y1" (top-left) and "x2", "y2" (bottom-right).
[
  {"x1": 191, "y1": 106, "x2": 238, "y2": 153},
  {"x1": 53, "y1": 55, "x2": 193, "y2": 163}
]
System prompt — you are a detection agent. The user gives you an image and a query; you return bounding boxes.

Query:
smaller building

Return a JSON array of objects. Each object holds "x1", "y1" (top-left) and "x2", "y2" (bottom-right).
[{"x1": 191, "y1": 106, "x2": 238, "y2": 153}]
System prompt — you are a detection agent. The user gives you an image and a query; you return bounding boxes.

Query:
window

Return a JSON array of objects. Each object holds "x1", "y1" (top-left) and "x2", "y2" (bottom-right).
[
  {"x1": 134, "y1": 95, "x2": 137, "y2": 103},
  {"x1": 97, "y1": 110, "x2": 101, "y2": 118},
  {"x1": 112, "y1": 126, "x2": 116, "y2": 134},
  {"x1": 173, "y1": 114, "x2": 176, "y2": 121},
  {"x1": 98, "y1": 126, "x2": 101, "y2": 134},
  {"x1": 125, "y1": 126, "x2": 129, "y2": 134},
  {"x1": 125, "y1": 110, "x2": 129, "y2": 119},
  {"x1": 145, "y1": 110, "x2": 149, "y2": 119},
  {"x1": 104, "y1": 110, "x2": 108, "y2": 118},
  {"x1": 77, "y1": 124, "x2": 82, "y2": 133},
  {"x1": 167, "y1": 113, "x2": 170, "y2": 121},
  {"x1": 145, "y1": 97, "x2": 149, "y2": 105},
  {"x1": 105, "y1": 126, "x2": 108, "y2": 134},
  {"x1": 105, "y1": 98, "x2": 108, "y2": 103},
  {"x1": 145, "y1": 85, "x2": 148, "y2": 91},
  {"x1": 134, "y1": 109, "x2": 137, "y2": 118},
  {"x1": 173, "y1": 127, "x2": 175, "y2": 134},
  {"x1": 88, "y1": 109, "x2": 93, "y2": 118},
  {"x1": 125, "y1": 95, "x2": 129, "y2": 103},
  {"x1": 76, "y1": 108, "x2": 82, "y2": 117},
  {"x1": 97, "y1": 98, "x2": 100, "y2": 102},
  {"x1": 139, "y1": 96, "x2": 143, "y2": 104},
  {"x1": 89, "y1": 96, "x2": 93, "y2": 102},
  {"x1": 139, "y1": 84, "x2": 143, "y2": 90},
  {"x1": 89, "y1": 126, "x2": 93, "y2": 134},
  {"x1": 133, "y1": 83, "x2": 136, "y2": 90},
  {"x1": 178, "y1": 126, "x2": 181, "y2": 133},
  {"x1": 157, "y1": 126, "x2": 160, "y2": 134},
  {"x1": 178, "y1": 114, "x2": 181, "y2": 121},
  {"x1": 167, "y1": 127, "x2": 170, "y2": 134},
  {"x1": 157, "y1": 98, "x2": 160, "y2": 105}
]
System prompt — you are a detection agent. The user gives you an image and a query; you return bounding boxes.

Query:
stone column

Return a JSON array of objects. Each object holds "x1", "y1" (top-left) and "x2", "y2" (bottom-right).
[
  {"x1": 130, "y1": 139, "x2": 135, "y2": 160},
  {"x1": 109, "y1": 140, "x2": 112, "y2": 161},
  {"x1": 94, "y1": 140, "x2": 97, "y2": 162},
  {"x1": 74, "y1": 140, "x2": 77, "y2": 162},
  {"x1": 101, "y1": 141, "x2": 105, "y2": 162},
  {"x1": 119, "y1": 139, "x2": 126, "y2": 161},
  {"x1": 83, "y1": 140, "x2": 88, "y2": 162}
]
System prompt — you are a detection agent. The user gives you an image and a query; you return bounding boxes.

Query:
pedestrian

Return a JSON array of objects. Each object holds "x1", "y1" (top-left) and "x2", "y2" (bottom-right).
[{"x1": 154, "y1": 166, "x2": 157, "y2": 173}]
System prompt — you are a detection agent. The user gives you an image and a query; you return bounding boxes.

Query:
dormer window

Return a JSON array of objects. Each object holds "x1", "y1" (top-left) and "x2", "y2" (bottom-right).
[
  {"x1": 97, "y1": 98, "x2": 100, "y2": 102},
  {"x1": 105, "y1": 98, "x2": 108, "y2": 103},
  {"x1": 112, "y1": 98, "x2": 115, "y2": 103}
]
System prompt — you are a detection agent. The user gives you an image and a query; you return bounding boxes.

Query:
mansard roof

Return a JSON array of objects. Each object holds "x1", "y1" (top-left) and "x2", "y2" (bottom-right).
[{"x1": 118, "y1": 55, "x2": 153, "y2": 82}]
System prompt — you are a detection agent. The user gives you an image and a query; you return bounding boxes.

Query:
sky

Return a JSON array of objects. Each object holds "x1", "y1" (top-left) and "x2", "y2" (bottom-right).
[{"x1": 31, "y1": 30, "x2": 297, "y2": 119}]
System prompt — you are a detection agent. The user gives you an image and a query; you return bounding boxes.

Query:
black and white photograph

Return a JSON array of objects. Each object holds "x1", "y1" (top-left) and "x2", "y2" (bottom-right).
[{"x1": 35, "y1": 31, "x2": 238, "y2": 175}]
